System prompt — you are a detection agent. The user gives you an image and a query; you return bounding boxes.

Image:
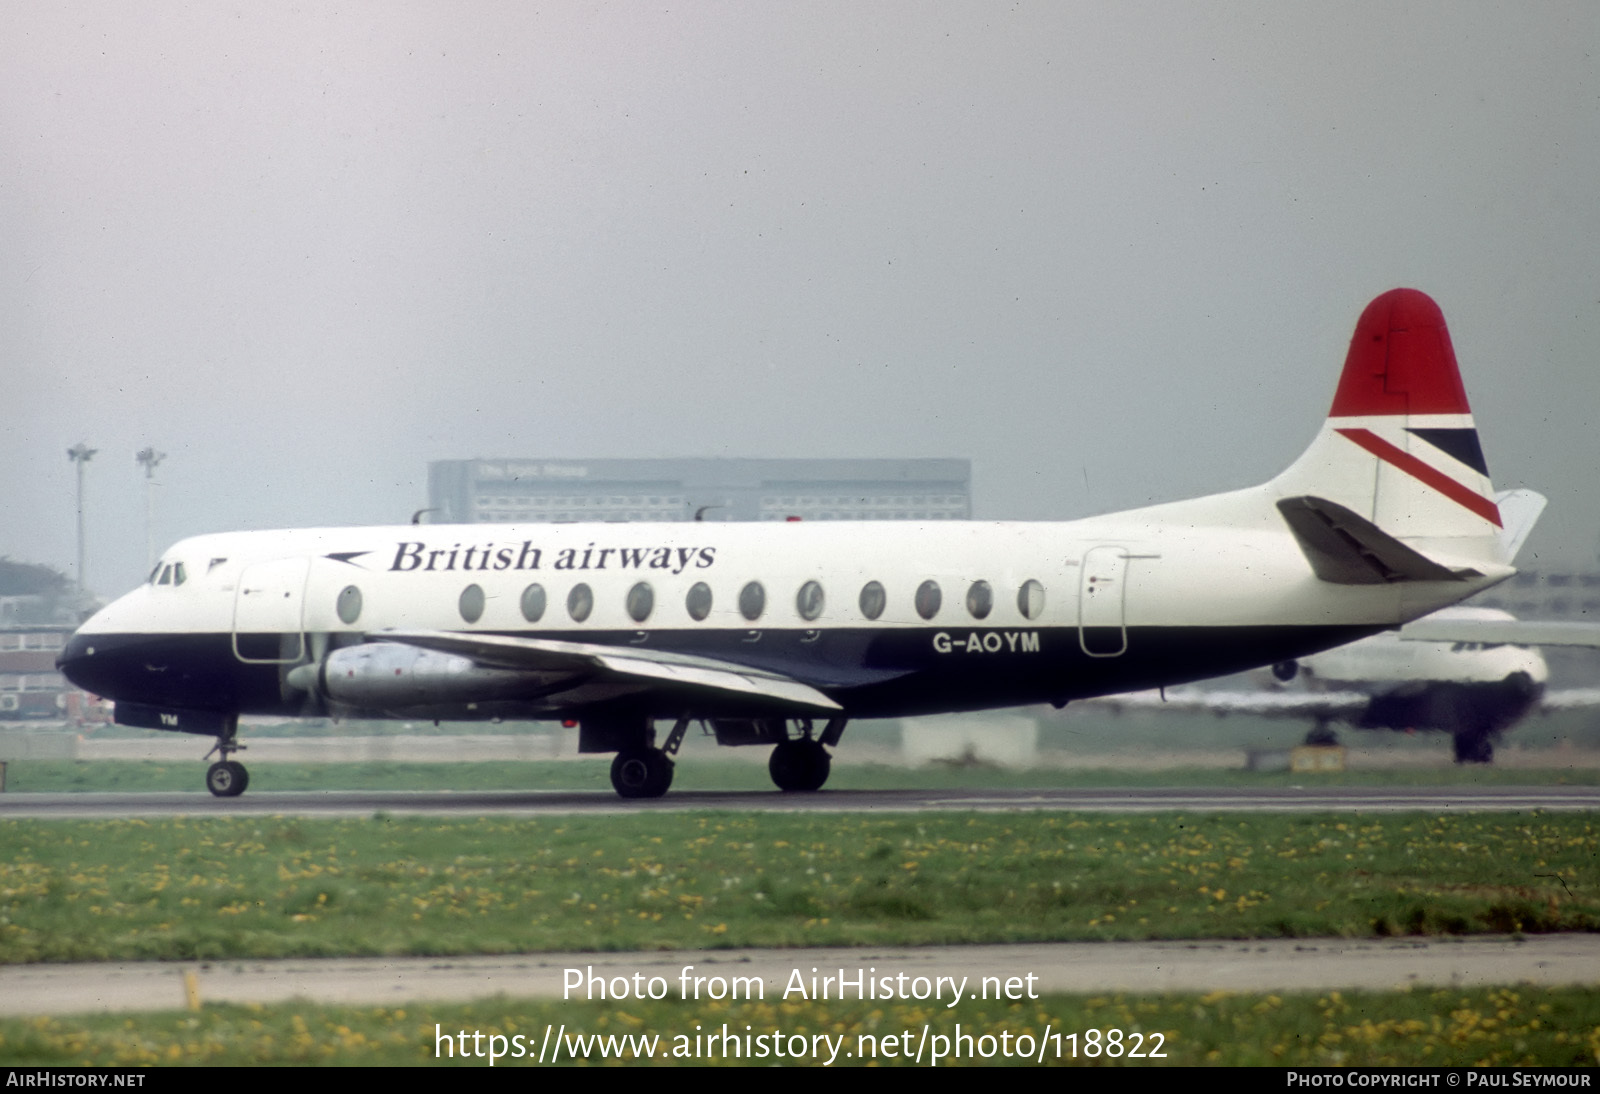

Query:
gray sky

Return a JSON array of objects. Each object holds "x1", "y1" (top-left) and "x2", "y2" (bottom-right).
[{"x1": 6, "y1": 2, "x2": 1599, "y2": 596}]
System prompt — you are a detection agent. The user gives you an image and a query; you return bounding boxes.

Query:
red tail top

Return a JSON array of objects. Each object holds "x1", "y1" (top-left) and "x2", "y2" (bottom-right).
[{"x1": 1328, "y1": 288, "x2": 1471, "y2": 417}]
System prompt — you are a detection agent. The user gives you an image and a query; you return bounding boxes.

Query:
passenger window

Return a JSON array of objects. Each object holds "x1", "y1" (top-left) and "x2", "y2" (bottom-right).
[
  {"x1": 739, "y1": 581, "x2": 766, "y2": 621},
  {"x1": 915, "y1": 580, "x2": 942, "y2": 620},
  {"x1": 521, "y1": 584, "x2": 547, "y2": 623},
  {"x1": 626, "y1": 581, "x2": 654, "y2": 623},
  {"x1": 686, "y1": 582, "x2": 713, "y2": 621},
  {"x1": 1018, "y1": 579, "x2": 1045, "y2": 620},
  {"x1": 966, "y1": 580, "x2": 992, "y2": 620},
  {"x1": 336, "y1": 585, "x2": 363, "y2": 625},
  {"x1": 568, "y1": 583, "x2": 593, "y2": 622},
  {"x1": 459, "y1": 584, "x2": 485, "y2": 624},
  {"x1": 796, "y1": 580, "x2": 824, "y2": 621},
  {"x1": 859, "y1": 581, "x2": 886, "y2": 620}
]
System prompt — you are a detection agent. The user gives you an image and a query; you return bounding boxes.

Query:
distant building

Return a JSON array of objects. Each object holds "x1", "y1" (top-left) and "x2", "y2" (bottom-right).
[
  {"x1": 427, "y1": 458, "x2": 972, "y2": 525},
  {"x1": 0, "y1": 560, "x2": 103, "y2": 723}
]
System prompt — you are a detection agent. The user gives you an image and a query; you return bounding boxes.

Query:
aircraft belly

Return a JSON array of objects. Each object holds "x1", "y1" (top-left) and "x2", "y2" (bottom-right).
[{"x1": 63, "y1": 623, "x2": 1383, "y2": 722}]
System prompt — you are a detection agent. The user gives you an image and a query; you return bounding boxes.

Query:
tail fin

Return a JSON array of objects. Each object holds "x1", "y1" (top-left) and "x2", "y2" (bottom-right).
[{"x1": 1272, "y1": 289, "x2": 1507, "y2": 571}]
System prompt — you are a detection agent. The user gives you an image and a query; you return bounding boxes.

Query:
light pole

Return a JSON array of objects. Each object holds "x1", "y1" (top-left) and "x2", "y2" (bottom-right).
[
  {"x1": 135, "y1": 447, "x2": 166, "y2": 572},
  {"x1": 66, "y1": 443, "x2": 97, "y2": 594}
]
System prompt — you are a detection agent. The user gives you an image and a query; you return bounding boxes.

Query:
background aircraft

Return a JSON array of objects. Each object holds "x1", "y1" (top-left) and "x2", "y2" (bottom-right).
[{"x1": 1089, "y1": 602, "x2": 1600, "y2": 763}]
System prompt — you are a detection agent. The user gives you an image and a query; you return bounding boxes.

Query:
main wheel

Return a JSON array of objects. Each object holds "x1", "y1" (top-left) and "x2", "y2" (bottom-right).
[
  {"x1": 769, "y1": 738, "x2": 831, "y2": 792},
  {"x1": 1453, "y1": 732, "x2": 1494, "y2": 764},
  {"x1": 206, "y1": 760, "x2": 249, "y2": 798},
  {"x1": 610, "y1": 748, "x2": 674, "y2": 799}
]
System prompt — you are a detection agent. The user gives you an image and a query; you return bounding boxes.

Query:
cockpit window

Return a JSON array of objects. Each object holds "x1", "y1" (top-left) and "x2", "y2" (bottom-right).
[{"x1": 152, "y1": 562, "x2": 188, "y2": 586}]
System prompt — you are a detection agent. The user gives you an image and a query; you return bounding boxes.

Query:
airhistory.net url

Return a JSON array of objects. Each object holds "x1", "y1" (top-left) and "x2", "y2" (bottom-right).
[{"x1": 434, "y1": 1022, "x2": 1167, "y2": 1065}]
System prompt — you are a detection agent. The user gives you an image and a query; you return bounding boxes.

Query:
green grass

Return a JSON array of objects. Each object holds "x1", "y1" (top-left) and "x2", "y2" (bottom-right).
[
  {"x1": 2, "y1": 812, "x2": 1596, "y2": 965},
  {"x1": 8, "y1": 757, "x2": 1600, "y2": 793},
  {"x1": 3, "y1": 987, "x2": 1596, "y2": 1066}
]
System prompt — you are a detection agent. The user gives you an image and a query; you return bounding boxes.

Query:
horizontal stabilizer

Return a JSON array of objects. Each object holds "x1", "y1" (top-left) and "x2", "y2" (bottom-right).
[
  {"x1": 1277, "y1": 496, "x2": 1470, "y2": 585},
  {"x1": 1494, "y1": 489, "x2": 1547, "y2": 563},
  {"x1": 377, "y1": 630, "x2": 842, "y2": 711}
]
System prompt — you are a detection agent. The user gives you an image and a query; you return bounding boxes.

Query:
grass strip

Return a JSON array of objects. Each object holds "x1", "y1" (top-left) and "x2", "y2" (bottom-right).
[
  {"x1": 2, "y1": 986, "x2": 1596, "y2": 1066},
  {"x1": 2, "y1": 812, "x2": 1596, "y2": 964},
  {"x1": 7, "y1": 758, "x2": 1599, "y2": 793}
]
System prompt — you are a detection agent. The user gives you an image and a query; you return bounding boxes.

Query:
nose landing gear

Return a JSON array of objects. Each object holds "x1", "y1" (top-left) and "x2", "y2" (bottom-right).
[{"x1": 204, "y1": 716, "x2": 249, "y2": 798}]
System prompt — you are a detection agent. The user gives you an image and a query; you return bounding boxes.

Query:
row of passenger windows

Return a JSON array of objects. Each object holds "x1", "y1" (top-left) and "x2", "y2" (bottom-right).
[{"x1": 333, "y1": 578, "x2": 1048, "y2": 626}]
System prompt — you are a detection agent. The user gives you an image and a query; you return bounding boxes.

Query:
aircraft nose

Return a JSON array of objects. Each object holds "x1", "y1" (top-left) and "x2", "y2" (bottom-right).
[{"x1": 56, "y1": 633, "x2": 109, "y2": 694}]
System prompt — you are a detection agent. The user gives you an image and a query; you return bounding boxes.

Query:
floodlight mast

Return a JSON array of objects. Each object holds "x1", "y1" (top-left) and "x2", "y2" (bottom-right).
[
  {"x1": 135, "y1": 447, "x2": 166, "y2": 572},
  {"x1": 66, "y1": 443, "x2": 97, "y2": 594}
]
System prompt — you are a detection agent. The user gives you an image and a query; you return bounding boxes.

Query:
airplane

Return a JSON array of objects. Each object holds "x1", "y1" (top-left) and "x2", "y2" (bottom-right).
[
  {"x1": 58, "y1": 287, "x2": 1524, "y2": 799},
  {"x1": 1087, "y1": 604, "x2": 1591, "y2": 764}
]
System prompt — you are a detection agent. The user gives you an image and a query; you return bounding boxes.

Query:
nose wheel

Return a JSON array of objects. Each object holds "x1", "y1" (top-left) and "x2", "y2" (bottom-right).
[
  {"x1": 204, "y1": 715, "x2": 249, "y2": 797},
  {"x1": 206, "y1": 760, "x2": 249, "y2": 797}
]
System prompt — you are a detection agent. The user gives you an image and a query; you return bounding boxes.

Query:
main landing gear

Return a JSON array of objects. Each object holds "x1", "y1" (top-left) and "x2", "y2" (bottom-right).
[
  {"x1": 768, "y1": 717, "x2": 847, "y2": 793},
  {"x1": 769, "y1": 738, "x2": 830, "y2": 792},
  {"x1": 611, "y1": 747, "x2": 674, "y2": 799},
  {"x1": 605, "y1": 715, "x2": 690, "y2": 799},
  {"x1": 1453, "y1": 731, "x2": 1495, "y2": 765},
  {"x1": 205, "y1": 716, "x2": 249, "y2": 798}
]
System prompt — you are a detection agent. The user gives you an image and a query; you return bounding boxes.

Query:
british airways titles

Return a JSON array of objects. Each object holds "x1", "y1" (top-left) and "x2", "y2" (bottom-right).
[{"x1": 389, "y1": 541, "x2": 718, "y2": 576}]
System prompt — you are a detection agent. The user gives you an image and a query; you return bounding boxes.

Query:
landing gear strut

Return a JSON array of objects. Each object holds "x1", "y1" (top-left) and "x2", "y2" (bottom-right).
[{"x1": 204, "y1": 716, "x2": 249, "y2": 798}]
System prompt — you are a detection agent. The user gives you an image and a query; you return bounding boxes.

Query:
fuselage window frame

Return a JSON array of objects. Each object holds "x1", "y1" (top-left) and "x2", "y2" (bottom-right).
[
  {"x1": 966, "y1": 580, "x2": 993, "y2": 620},
  {"x1": 459, "y1": 583, "x2": 486, "y2": 624},
  {"x1": 796, "y1": 580, "x2": 825, "y2": 622},
  {"x1": 626, "y1": 581, "x2": 654, "y2": 624},
  {"x1": 521, "y1": 583, "x2": 547, "y2": 623},
  {"x1": 859, "y1": 580, "x2": 886, "y2": 621},
  {"x1": 915, "y1": 579, "x2": 942, "y2": 621},
  {"x1": 686, "y1": 582, "x2": 713, "y2": 622},
  {"x1": 1017, "y1": 579, "x2": 1046, "y2": 621},
  {"x1": 568, "y1": 583, "x2": 594, "y2": 623},
  {"x1": 336, "y1": 585, "x2": 363, "y2": 625},
  {"x1": 738, "y1": 581, "x2": 766, "y2": 622}
]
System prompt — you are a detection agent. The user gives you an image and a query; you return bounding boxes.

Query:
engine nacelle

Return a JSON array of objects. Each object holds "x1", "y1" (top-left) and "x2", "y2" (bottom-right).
[{"x1": 298, "y1": 642, "x2": 555, "y2": 709}]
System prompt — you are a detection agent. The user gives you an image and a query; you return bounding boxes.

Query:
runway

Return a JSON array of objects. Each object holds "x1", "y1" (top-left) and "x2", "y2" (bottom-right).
[
  {"x1": 2, "y1": 784, "x2": 1598, "y2": 819},
  {"x1": 5, "y1": 935, "x2": 1598, "y2": 1017}
]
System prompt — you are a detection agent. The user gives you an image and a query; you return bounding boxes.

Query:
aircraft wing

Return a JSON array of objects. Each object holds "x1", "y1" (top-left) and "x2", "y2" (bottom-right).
[
  {"x1": 1540, "y1": 688, "x2": 1600, "y2": 712},
  {"x1": 1086, "y1": 687, "x2": 1370, "y2": 720},
  {"x1": 376, "y1": 630, "x2": 844, "y2": 712},
  {"x1": 1399, "y1": 619, "x2": 1600, "y2": 648}
]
